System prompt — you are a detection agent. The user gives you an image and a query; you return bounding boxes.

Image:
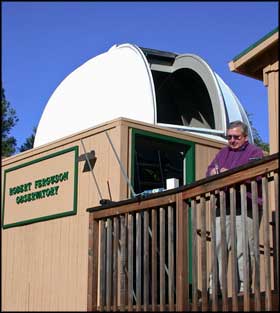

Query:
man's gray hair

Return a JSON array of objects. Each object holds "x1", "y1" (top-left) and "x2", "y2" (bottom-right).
[{"x1": 228, "y1": 120, "x2": 248, "y2": 136}]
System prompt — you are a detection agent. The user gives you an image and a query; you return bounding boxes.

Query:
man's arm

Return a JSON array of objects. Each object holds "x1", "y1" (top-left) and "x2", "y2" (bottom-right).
[{"x1": 206, "y1": 155, "x2": 221, "y2": 177}]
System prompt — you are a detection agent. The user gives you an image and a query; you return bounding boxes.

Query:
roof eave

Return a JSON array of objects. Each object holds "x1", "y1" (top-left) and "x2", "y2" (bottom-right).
[{"x1": 228, "y1": 29, "x2": 279, "y2": 81}]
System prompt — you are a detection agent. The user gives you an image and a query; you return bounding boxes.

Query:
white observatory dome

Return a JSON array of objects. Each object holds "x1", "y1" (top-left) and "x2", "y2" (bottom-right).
[{"x1": 34, "y1": 43, "x2": 253, "y2": 147}]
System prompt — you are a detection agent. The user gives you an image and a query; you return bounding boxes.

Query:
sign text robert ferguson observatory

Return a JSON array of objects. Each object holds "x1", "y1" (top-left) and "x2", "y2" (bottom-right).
[{"x1": 9, "y1": 171, "x2": 69, "y2": 204}]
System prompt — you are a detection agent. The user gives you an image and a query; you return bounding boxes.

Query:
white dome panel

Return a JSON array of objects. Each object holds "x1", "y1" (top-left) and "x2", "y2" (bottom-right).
[{"x1": 34, "y1": 44, "x2": 155, "y2": 147}]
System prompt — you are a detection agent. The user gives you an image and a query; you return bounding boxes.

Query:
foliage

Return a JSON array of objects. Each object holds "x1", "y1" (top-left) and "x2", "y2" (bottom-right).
[
  {"x1": 2, "y1": 88, "x2": 18, "y2": 157},
  {"x1": 246, "y1": 111, "x2": 269, "y2": 152},
  {"x1": 251, "y1": 127, "x2": 270, "y2": 153},
  {"x1": 19, "y1": 127, "x2": 36, "y2": 152}
]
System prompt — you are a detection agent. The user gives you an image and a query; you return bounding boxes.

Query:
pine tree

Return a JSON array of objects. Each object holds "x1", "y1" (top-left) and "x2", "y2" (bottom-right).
[
  {"x1": 2, "y1": 88, "x2": 18, "y2": 157},
  {"x1": 19, "y1": 127, "x2": 36, "y2": 152},
  {"x1": 246, "y1": 111, "x2": 269, "y2": 153}
]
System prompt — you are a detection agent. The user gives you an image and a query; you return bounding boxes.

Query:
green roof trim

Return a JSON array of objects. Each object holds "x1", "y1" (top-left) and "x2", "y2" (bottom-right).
[{"x1": 232, "y1": 27, "x2": 278, "y2": 62}]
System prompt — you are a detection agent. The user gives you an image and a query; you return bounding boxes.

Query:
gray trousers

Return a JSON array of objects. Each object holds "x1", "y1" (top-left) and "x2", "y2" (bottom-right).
[{"x1": 209, "y1": 215, "x2": 254, "y2": 292}]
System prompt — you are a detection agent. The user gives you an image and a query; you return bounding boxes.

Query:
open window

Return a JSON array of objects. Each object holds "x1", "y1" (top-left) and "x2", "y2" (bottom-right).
[{"x1": 131, "y1": 129, "x2": 195, "y2": 194}]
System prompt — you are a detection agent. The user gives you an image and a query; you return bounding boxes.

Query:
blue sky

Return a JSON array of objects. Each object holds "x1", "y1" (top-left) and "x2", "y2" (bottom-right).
[{"x1": 2, "y1": 1, "x2": 278, "y2": 150}]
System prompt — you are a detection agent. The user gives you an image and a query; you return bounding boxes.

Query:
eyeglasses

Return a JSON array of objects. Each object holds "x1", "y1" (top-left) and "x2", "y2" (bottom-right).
[{"x1": 226, "y1": 135, "x2": 242, "y2": 140}]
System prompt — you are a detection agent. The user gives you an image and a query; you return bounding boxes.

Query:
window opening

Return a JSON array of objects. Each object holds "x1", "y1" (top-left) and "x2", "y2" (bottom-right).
[
  {"x1": 152, "y1": 68, "x2": 215, "y2": 130},
  {"x1": 132, "y1": 130, "x2": 194, "y2": 194}
]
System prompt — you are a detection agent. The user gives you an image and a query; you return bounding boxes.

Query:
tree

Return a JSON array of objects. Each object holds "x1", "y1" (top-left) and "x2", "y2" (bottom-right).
[
  {"x1": 251, "y1": 125, "x2": 269, "y2": 153},
  {"x1": 246, "y1": 111, "x2": 269, "y2": 153},
  {"x1": 19, "y1": 127, "x2": 36, "y2": 152},
  {"x1": 2, "y1": 88, "x2": 18, "y2": 157}
]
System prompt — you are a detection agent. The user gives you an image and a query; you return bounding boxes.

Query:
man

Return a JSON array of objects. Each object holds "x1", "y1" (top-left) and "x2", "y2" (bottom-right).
[{"x1": 206, "y1": 120, "x2": 264, "y2": 295}]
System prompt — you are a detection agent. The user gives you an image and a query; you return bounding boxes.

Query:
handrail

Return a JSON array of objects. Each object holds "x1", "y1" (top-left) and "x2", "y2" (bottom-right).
[{"x1": 87, "y1": 153, "x2": 278, "y2": 217}]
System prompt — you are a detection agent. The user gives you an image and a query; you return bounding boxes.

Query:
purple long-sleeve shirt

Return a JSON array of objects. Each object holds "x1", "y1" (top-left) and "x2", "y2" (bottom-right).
[
  {"x1": 206, "y1": 142, "x2": 264, "y2": 210},
  {"x1": 206, "y1": 142, "x2": 264, "y2": 177}
]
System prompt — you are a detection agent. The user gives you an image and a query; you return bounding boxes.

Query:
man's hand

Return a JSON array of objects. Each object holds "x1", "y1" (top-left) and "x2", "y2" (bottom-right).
[
  {"x1": 220, "y1": 167, "x2": 228, "y2": 173},
  {"x1": 209, "y1": 167, "x2": 228, "y2": 175},
  {"x1": 209, "y1": 168, "x2": 217, "y2": 176}
]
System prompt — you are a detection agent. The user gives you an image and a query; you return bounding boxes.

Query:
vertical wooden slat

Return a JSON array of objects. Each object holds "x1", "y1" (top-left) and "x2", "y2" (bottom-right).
[
  {"x1": 87, "y1": 214, "x2": 94, "y2": 311},
  {"x1": 251, "y1": 180, "x2": 261, "y2": 311},
  {"x1": 136, "y1": 212, "x2": 142, "y2": 311},
  {"x1": 99, "y1": 220, "x2": 106, "y2": 310},
  {"x1": 151, "y1": 208, "x2": 157, "y2": 311},
  {"x1": 219, "y1": 190, "x2": 228, "y2": 311},
  {"x1": 191, "y1": 199, "x2": 198, "y2": 311},
  {"x1": 127, "y1": 214, "x2": 134, "y2": 311},
  {"x1": 112, "y1": 217, "x2": 119, "y2": 311},
  {"x1": 200, "y1": 195, "x2": 208, "y2": 311},
  {"x1": 88, "y1": 216, "x2": 99, "y2": 311},
  {"x1": 119, "y1": 215, "x2": 127, "y2": 310},
  {"x1": 176, "y1": 193, "x2": 188, "y2": 311},
  {"x1": 210, "y1": 193, "x2": 218, "y2": 312},
  {"x1": 241, "y1": 184, "x2": 250, "y2": 311},
  {"x1": 185, "y1": 199, "x2": 189, "y2": 311},
  {"x1": 230, "y1": 187, "x2": 238, "y2": 311},
  {"x1": 159, "y1": 207, "x2": 166, "y2": 311},
  {"x1": 106, "y1": 219, "x2": 113, "y2": 310},
  {"x1": 168, "y1": 205, "x2": 174, "y2": 311},
  {"x1": 143, "y1": 211, "x2": 149, "y2": 311},
  {"x1": 274, "y1": 172, "x2": 279, "y2": 293},
  {"x1": 262, "y1": 177, "x2": 272, "y2": 311}
]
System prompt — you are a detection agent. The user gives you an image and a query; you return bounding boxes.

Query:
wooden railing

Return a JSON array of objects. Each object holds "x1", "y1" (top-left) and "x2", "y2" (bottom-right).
[{"x1": 87, "y1": 153, "x2": 279, "y2": 311}]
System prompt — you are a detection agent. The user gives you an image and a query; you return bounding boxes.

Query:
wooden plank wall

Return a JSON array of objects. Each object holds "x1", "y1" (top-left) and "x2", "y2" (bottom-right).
[
  {"x1": 1, "y1": 123, "x2": 126, "y2": 311},
  {"x1": 1, "y1": 118, "x2": 225, "y2": 311}
]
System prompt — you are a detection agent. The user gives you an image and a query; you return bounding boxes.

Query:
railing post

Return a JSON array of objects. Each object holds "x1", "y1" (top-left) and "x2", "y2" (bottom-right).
[
  {"x1": 136, "y1": 212, "x2": 142, "y2": 311},
  {"x1": 151, "y1": 208, "x2": 158, "y2": 311},
  {"x1": 241, "y1": 184, "x2": 250, "y2": 311},
  {"x1": 119, "y1": 215, "x2": 127, "y2": 310},
  {"x1": 219, "y1": 190, "x2": 228, "y2": 311},
  {"x1": 112, "y1": 217, "x2": 119, "y2": 311},
  {"x1": 230, "y1": 187, "x2": 239, "y2": 311},
  {"x1": 143, "y1": 210, "x2": 150, "y2": 311},
  {"x1": 251, "y1": 180, "x2": 261, "y2": 311},
  {"x1": 159, "y1": 207, "x2": 166, "y2": 311},
  {"x1": 210, "y1": 193, "x2": 218, "y2": 311},
  {"x1": 127, "y1": 214, "x2": 134, "y2": 311},
  {"x1": 262, "y1": 176, "x2": 272, "y2": 311},
  {"x1": 106, "y1": 219, "x2": 113, "y2": 310},
  {"x1": 99, "y1": 220, "x2": 106, "y2": 310},
  {"x1": 176, "y1": 192, "x2": 188, "y2": 311},
  {"x1": 168, "y1": 205, "x2": 175, "y2": 311},
  {"x1": 200, "y1": 195, "x2": 208, "y2": 311},
  {"x1": 87, "y1": 213, "x2": 98, "y2": 311},
  {"x1": 191, "y1": 198, "x2": 198, "y2": 310},
  {"x1": 273, "y1": 172, "x2": 279, "y2": 293}
]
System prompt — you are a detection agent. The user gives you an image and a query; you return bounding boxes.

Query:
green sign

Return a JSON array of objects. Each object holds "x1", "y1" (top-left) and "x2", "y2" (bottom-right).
[{"x1": 2, "y1": 146, "x2": 79, "y2": 229}]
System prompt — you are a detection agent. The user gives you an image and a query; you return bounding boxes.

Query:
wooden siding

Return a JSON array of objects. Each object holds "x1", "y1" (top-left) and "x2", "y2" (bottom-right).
[
  {"x1": 1, "y1": 123, "x2": 125, "y2": 311},
  {"x1": 1, "y1": 117, "x2": 226, "y2": 311},
  {"x1": 2, "y1": 215, "x2": 88, "y2": 310},
  {"x1": 195, "y1": 144, "x2": 219, "y2": 180}
]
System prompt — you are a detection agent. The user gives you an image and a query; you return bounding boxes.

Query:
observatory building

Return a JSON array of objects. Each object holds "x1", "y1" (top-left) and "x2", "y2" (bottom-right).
[{"x1": 3, "y1": 44, "x2": 267, "y2": 311}]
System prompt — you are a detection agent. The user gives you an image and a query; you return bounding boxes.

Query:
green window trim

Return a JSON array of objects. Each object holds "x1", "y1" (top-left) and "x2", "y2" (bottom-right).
[{"x1": 131, "y1": 128, "x2": 195, "y2": 191}]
